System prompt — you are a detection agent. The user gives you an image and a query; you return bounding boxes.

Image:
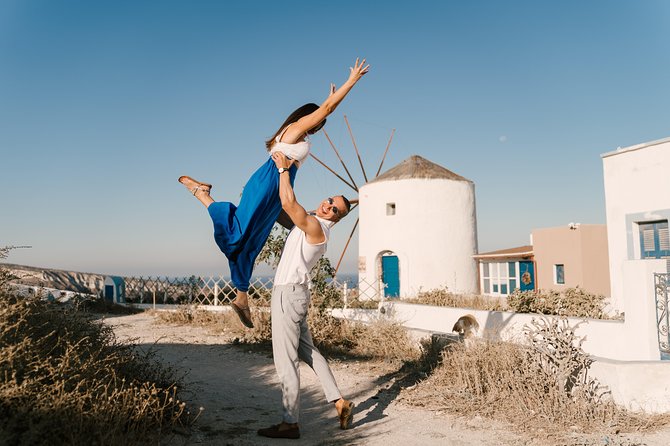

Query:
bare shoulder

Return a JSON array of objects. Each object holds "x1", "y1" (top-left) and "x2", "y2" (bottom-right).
[{"x1": 304, "y1": 215, "x2": 326, "y2": 245}]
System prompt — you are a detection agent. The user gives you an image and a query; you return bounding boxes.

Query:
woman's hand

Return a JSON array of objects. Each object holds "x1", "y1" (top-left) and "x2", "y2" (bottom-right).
[
  {"x1": 272, "y1": 152, "x2": 294, "y2": 170},
  {"x1": 347, "y1": 58, "x2": 370, "y2": 84}
]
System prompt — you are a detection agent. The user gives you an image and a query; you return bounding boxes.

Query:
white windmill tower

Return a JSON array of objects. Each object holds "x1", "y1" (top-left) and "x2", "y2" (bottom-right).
[
  {"x1": 357, "y1": 155, "x2": 479, "y2": 298},
  {"x1": 309, "y1": 120, "x2": 478, "y2": 300}
]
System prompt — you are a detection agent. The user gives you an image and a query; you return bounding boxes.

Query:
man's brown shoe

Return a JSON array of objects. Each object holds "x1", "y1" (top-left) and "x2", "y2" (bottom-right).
[
  {"x1": 258, "y1": 423, "x2": 300, "y2": 439},
  {"x1": 339, "y1": 401, "x2": 355, "y2": 429}
]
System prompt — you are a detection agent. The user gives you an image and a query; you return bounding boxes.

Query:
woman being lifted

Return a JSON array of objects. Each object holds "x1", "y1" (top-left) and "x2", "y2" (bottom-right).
[{"x1": 179, "y1": 58, "x2": 369, "y2": 328}]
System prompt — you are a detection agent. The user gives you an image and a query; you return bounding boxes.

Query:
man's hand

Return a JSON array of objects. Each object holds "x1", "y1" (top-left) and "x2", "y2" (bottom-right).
[{"x1": 272, "y1": 152, "x2": 294, "y2": 170}]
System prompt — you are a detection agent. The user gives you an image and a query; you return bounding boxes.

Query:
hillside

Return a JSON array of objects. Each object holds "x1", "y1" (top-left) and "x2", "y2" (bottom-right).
[{"x1": 2, "y1": 263, "x2": 105, "y2": 294}]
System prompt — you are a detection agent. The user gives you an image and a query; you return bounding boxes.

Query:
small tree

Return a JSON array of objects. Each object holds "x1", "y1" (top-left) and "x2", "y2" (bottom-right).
[
  {"x1": 256, "y1": 225, "x2": 289, "y2": 269},
  {"x1": 256, "y1": 225, "x2": 343, "y2": 310},
  {"x1": 0, "y1": 246, "x2": 22, "y2": 289}
]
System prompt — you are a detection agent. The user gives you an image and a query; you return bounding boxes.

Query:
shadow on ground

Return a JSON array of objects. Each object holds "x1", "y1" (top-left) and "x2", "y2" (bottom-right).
[{"x1": 137, "y1": 341, "x2": 427, "y2": 445}]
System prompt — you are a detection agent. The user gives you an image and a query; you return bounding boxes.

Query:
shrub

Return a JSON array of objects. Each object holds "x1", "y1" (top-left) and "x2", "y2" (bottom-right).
[
  {"x1": 508, "y1": 287, "x2": 608, "y2": 319},
  {"x1": 155, "y1": 303, "x2": 419, "y2": 364},
  {"x1": 0, "y1": 292, "x2": 193, "y2": 445},
  {"x1": 403, "y1": 317, "x2": 665, "y2": 439},
  {"x1": 0, "y1": 246, "x2": 19, "y2": 289},
  {"x1": 404, "y1": 287, "x2": 507, "y2": 311},
  {"x1": 154, "y1": 304, "x2": 272, "y2": 345}
]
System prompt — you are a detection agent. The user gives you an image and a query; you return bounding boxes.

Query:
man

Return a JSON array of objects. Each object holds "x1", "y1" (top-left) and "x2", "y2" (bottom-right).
[{"x1": 257, "y1": 152, "x2": 355, "y2": 440}]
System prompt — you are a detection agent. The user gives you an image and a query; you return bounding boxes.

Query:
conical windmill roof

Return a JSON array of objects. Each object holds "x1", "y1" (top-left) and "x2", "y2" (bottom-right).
[{"x1": 367, "y1": 155, "x2": 472, "y2": 184}]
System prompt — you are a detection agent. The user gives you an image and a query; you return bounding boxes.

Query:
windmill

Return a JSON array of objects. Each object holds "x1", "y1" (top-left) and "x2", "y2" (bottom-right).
[{"x1": 307, "y1": 115, "x2": 396, "y2": 277}]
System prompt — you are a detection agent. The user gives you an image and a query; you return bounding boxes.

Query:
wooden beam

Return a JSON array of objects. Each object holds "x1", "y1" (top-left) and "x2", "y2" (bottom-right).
[
  {"x1": 334, "y1": 218, "x2": 359, "y2": 276},
  {"x1": 322, "y1": 128, "x2": 359, "y2": 191},
  {"x1": 344, "y1": 115, "x2": 369, "y2": 183},
  {"x1": 309, "y1": 153, "x2": 357, "y2": 192},
  {"x1": 375, "y1": 128, "x2": 395, "y2": 178}
]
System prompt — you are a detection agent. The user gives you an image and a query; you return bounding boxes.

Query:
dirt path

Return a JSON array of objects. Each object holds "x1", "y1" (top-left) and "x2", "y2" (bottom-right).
[{"x1": 104, "y1": 312, "x2": 670, "y2": 446}]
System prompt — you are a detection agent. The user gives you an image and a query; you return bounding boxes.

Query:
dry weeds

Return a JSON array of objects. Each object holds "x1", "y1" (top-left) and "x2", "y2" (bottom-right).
[
  {"x1": 152, "y1": 302, "x2": 272, "y2": 345},
  {"x1": 406, "y1": 286, "x2": 621, "y2": 320},
  {"x1": 404, "y1": 287, "x2": 507, "y2": 311},
  {"x1": 402, "y1": 317, "x2": 670, "y2": 441},
  {"x1": 508, "y1": 287, "x2": 616, "y2": 319},
  {"x1": 0, "y1": 291, "x2": 194, "y2": 445},
  {"x1": 154, "y1": 303, "x2": 420, "y2": 363}
]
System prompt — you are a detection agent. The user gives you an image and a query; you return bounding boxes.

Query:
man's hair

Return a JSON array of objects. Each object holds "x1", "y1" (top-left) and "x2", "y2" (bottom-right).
[
  {"x1": 341, "y1": 196, "x2": 352, "y2": 213},
  {"x1": 333, "y1": 195, "x2": 352, "y2": 223}
]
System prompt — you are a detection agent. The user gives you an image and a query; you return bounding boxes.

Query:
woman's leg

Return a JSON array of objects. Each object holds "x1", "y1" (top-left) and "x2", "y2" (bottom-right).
[{"x1": 179, "y1": 176, "x2": 214, "y2": 207}]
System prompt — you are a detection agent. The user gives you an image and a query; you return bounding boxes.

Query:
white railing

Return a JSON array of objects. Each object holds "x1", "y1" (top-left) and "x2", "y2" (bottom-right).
[{"x1": 121, "y1": 275, "x2": 383, "y2": 309}]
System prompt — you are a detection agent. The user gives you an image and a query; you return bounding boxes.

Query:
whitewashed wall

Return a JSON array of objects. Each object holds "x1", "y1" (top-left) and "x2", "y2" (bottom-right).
[
  {"x1": 602, "y1": 137, "x2": 670, "y2": 310},
  {"x1": 333, "y1": 258, "x2": 670, "y2": 412},
  {"x1": 358, "y1": 178, "x2": 478, "y2": 296}
]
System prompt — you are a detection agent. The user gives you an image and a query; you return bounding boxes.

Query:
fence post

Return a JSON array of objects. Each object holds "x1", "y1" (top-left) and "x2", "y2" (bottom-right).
[
  {"x1": 152, "y1": 290, "x2": 156, "y2": 310},
  {"x1": 343, "y1": 282, "x2": 348, "y2": 309},
  {"x1": 214, "y1": 282, "x2": 219, "y2": 306},
  {"x1": 378, "y1": 278, "x2": 385, "y2": 311}
]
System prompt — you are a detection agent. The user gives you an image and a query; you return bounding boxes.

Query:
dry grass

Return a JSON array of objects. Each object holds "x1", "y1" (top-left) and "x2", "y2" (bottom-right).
[
  {"x1": 154, "y1": 303, "x2": 420, "y2": 364},
  {"x1": 405, "y1": 286, "x2": 621, "y2": 320},
  {"x1": 508, "y1": 287, "x2": 618, "y2": 319},
  {"x1": 0, "y1": 291, "x2": 194, "y2": 445},
  {"x1": 152, "y1": 302, "x2": 272, "y2": 345},
  {"x1": 402, "y1": 317, "x2": 670, "y2": 441},
  {"x1": 309, "y1": 307, "x2": 421, "y2": 362},
  {"x1": 404, "y1": 287, "x2": 507, "y2": 311}
]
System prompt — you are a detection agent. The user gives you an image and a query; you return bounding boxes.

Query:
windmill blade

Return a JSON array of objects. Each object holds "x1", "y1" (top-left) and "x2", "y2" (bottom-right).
[
  {"x1": 375, "y1": 128, "x2": 396, "y2": 178},
  {"x1": 309, "y1": 153, "x2": 357, "y2": 192},
  {"x1": 334, "y1": 217, "x2": 359, "y2": 276},
  {"x1": 322, "y1": 129, "x2": 359, "y2": 191},
  {"x1": 344, "y1": 115, "x2": 369, "y2": 183}
]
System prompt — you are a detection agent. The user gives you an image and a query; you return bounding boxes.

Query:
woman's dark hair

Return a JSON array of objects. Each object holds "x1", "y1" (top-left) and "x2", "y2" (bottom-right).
[{"x1": 265, "y1": 103, "x2": 326, "y2": 150}]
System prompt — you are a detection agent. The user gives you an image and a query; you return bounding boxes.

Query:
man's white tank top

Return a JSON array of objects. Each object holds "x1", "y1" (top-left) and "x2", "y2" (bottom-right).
[{"x1": 274, "y1": 216, "x2": 331, "y2": 286}]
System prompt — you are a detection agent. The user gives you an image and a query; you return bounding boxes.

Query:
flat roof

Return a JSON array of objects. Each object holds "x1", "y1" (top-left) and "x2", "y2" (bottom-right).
[
  {"x1": 473, "y1": 245, "x2": 534, "y2": 260},
  {"x1": 601, "y1": 136, "x2": 670, "y2": 159}
]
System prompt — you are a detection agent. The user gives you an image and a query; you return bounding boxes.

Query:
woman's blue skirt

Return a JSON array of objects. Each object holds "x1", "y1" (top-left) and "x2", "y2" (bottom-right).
[{"x1": 207, "y1": 157, "x2": 297, "y2": 292}]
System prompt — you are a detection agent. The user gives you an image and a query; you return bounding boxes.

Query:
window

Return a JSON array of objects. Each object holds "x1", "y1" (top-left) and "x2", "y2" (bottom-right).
[
  {"x1": 386, "y1": 203, "x2": 396, "y2": 216},
  {"x1": 508, "y1": 262, "x2": 516, "y2": 277},
  {"x1": 554, "y1": 264, "x2": 565, "y2": 285},
  {"x1": 639, "y1": 220, "x2": 670, "y2": 259},
  {"x1": 481, "y1": 261, "x2": 520, "y2": 296}
]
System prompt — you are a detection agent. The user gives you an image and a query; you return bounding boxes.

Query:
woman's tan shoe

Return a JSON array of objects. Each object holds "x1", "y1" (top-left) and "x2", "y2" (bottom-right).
[{"x1": 178, "y1": 176, "x2": 212, "y2": 195}]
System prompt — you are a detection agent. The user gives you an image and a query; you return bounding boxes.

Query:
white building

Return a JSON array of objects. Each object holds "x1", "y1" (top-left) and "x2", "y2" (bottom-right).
[
  {"x1": 358, "y1": 155, "x2": 478, "y2": 297},
  {"x1": 602, "y1": 137, "x2": 670, "y2": 312}
]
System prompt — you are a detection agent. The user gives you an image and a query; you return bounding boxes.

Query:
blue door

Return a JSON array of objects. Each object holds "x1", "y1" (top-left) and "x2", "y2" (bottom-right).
[
  {"x1": 104, "y1": 285, "x2": 114, "y2": 302},
  {"x1": 381, "y1": 255, "x2": 400, "y2": 298},
  {"x1": 519, "y1": 261, "x2": 535, "y2": 291}
]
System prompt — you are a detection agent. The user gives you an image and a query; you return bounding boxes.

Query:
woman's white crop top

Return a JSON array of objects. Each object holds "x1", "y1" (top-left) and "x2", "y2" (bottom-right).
[{"x1": 269, "y1": 124, "x2": 311, "y2": 164}]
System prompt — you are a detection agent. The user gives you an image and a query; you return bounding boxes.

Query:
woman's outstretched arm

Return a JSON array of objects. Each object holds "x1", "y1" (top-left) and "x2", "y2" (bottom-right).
[{"x1": 281, "y1": 58, "x2": 370, "y2": 143}]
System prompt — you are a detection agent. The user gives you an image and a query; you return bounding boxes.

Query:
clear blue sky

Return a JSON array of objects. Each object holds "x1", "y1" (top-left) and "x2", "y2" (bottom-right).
[{"x1": 1, "y1": 0, "x2": 669, "y2": 277}]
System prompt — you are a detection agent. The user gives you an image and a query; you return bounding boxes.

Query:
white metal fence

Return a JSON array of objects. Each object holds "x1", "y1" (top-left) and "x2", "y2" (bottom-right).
[{"x1": 122, "y1": 275, "x2": 385, "y2": 309}]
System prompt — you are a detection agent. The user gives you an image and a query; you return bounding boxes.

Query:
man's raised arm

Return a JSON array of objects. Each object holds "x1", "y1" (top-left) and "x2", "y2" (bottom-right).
[{"x1": 271, "y1": 152, "x2": 325, "y2": 244}]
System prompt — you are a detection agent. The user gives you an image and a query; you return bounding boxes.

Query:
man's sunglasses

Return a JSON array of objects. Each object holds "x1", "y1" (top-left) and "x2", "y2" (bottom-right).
[{"x1": 327, "y1": 197, "x2": 340, "y2": 216}]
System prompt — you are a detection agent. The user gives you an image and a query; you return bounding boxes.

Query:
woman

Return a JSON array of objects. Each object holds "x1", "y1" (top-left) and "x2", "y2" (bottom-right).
[{"x1": 179, "y1": 58, "x2": 369, "y2": 328}]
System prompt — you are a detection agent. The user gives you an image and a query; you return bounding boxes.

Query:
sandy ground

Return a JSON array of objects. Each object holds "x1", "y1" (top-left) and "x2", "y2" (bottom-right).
[{"x1": 104, "y1": 312, "x2": 670, "y2": 446}]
